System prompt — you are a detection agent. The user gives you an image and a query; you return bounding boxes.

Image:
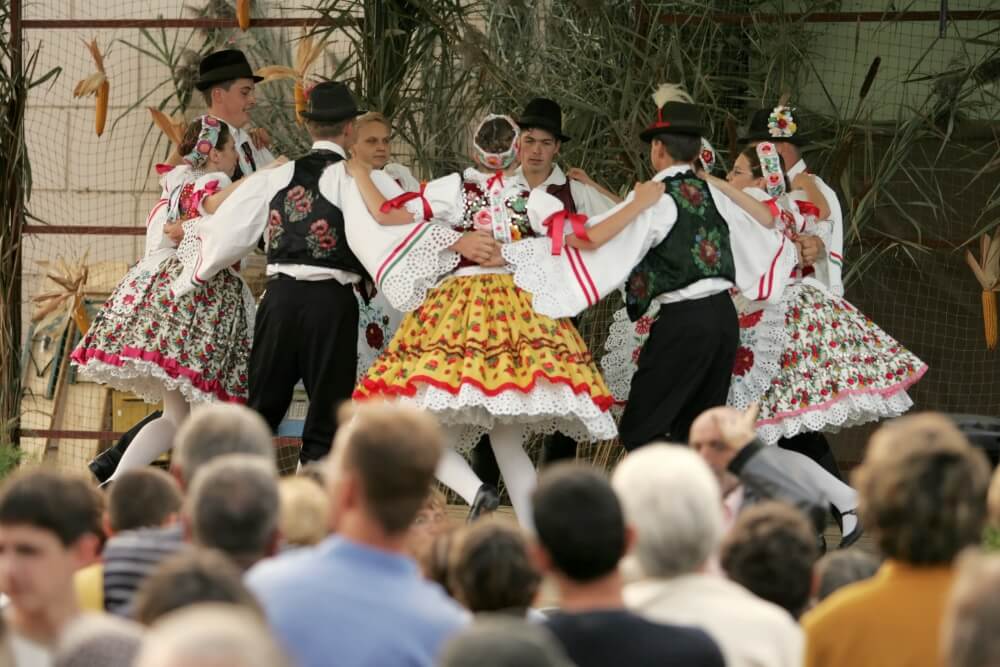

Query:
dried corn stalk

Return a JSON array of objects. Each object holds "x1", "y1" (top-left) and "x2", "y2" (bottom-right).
[
  {"x1": 257, "y1": 31, "x2": 326, "y2": 123},
  {"x1": 32, "y1": 254, "x2": 93, "y2": 336},
  {"x1": 148, "y1": 107, "x2": 185, "y2": 146},
  {"x1": 73, "y1": 40, "x2": 109, "y2": 137},
  {"x1": 965, "y1": 231, "x2": 1000, "y2": 349}
]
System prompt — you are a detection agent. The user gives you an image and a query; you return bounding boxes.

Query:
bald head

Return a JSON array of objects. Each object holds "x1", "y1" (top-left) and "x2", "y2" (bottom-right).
[{"x1": 689, "y1": 406, "x2": 742, "y2": 494}]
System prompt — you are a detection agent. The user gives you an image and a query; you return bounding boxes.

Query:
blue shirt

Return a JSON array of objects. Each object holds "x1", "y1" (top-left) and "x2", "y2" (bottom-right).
[{"x1": 246, "y1": 535, "x2": 468, "y2": 667}]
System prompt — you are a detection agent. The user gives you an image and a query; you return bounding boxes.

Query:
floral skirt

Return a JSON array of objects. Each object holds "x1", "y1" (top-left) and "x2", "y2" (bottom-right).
[
  {"x1": 353, "y1": 272, "x2": 617, "y2": 451},
  {"x1": 729, "y1": 282, "x2": 928, "y2": 444},
  {"x1": 71, "y1": 255, "x2": 255, "y2": 404}
]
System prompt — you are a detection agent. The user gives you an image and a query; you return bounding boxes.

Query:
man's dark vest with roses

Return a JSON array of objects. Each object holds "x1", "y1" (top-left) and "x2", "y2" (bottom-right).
[
  {"x1": 266, "y1": 150, "x2": 367, "y2": 277},
  {"x1": 624, "y1": 173, "x2": 735, "y2": 321}
]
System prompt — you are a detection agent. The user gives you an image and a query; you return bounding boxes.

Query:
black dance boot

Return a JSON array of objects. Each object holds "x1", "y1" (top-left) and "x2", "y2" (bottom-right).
[{"x1": 467, "y1": 484, "x2": 500, "y2": 523}]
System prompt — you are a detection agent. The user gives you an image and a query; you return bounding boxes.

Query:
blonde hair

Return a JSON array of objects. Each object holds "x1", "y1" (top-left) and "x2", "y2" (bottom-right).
[
  {"x1": 278, "y1": 476, "x2": 329, "y2": 547},
  {"x1": 355, "y1": 112, "x2": 391, "y2": 132}
]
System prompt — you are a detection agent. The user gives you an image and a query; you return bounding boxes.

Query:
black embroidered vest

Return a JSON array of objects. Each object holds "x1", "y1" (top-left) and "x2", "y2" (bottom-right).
[
  {"x1": 624, "y1": 173, "x2": 735, "y2": 321},
  {"x1": 266, "y1": 150, "x2": 367, "y2": 277}
]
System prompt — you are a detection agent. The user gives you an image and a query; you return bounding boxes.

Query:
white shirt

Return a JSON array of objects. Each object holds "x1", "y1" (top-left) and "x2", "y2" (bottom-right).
[
  {"x1": 225, "y1": 120, "x2": 275, "y2": 177},
  {"x1": 10, "y1": 632, "x2": 53, "y2": 667},
  {"x1": 512, "y1": 164, "x2": 617, "y2": 217},
  {"x1": 625, "y1": 573, "x2": 803, "y2": 667},
  {"x1": 265, "y1": 141, "x2": 400, "y2": 284},
  {"x1": 787, "y1": 158, "x2": 844, "y2": 295}
]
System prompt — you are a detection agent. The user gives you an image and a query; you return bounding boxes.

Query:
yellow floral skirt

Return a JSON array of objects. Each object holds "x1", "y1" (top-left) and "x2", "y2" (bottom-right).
[{"x1": 354, "y1": 272, "x2": 617, "y2": 450}]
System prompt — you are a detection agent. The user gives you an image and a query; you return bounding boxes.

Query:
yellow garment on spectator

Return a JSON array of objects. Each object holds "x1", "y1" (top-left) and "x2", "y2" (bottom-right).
[
  {"x1": 74, "y1": 563, "x2": 104, "y2": 612},
  {"x1": 803, "y1": 560, "x2": 954, "y2": 667}
]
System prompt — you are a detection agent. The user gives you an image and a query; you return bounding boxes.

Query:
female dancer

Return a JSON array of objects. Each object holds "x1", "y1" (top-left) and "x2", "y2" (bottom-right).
[{"x1": 72, "y1": 115, "x2": 285, "y2": 482}]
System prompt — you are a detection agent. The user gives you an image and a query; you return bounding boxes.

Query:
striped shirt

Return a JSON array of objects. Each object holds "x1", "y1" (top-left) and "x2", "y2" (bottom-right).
[{"x1": 102, "y1": 523, "x2": 186, "y2": 615}]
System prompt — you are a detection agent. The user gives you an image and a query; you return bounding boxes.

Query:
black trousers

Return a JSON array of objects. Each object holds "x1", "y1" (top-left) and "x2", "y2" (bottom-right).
[
  {"x1": 620, "y1": 291, "x2": 739, "y2": 450},
  {"x1": 248, "y1": 277, "x2": 359, "y2": 463}
]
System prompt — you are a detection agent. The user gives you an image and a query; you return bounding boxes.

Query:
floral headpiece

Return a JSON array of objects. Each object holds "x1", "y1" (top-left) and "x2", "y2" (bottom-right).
[
  {"x1": 699, "y1": 138, "x2": 717, "y2": 173},
  {"x1": 755, "y1": 141, "x2": 786, "y2": 197},
  {"x1": 767, "y1": 105, "x2": 798, "y2": 139},
  {"x1": 183, "y1": 114, "x2": 223, "y2": 168},
  {"x1": 472, "y1": 114, "x2": 520, "y2": 171}
]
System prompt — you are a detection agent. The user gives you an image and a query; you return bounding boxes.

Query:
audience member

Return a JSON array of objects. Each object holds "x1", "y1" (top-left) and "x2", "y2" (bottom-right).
[
  {"x1": 942, "y1": 549, "x2": 1000, "y2": 667},
  {"x1": 532, "y1": 463, "x2": 725, "y2": 667},
  {"x1": 54, "y1": 614, "x2": 144, "y2": 667},
  {"x1": 803, "y1": 413, "x2": 990, "y2": 667},
  {"x1": 186, "y1": 455, "x2": 280, "y2": 570},
  {"x1": 132, "y1": 548, "x2": 262, "y2": 626},
  {"x1": 448, "y1": 519, "x2": 541, "y2": 616},
  {"x1": 813, "y1": 550, "x2": 880, "y2": 603},
  {"x1": 172, "y1": 403, "x2": 276, "y2": 487},
  {"x1": 0, "y1": 470, "x2": 102, "y2": 666},
  {"x1": 246, "y1": 404, "x2": 467, "y2": 667},
  {"x1": 102, "y1": 404, "x2": 275, "y2": 615},
  {"x1": 76, "y1": 469, "x2": 181, "y2": 613},
  {"x1": 277, "y1": 477, "x2": 329, "y2": 549},
  {"x1": 421, "y1": 527, "x2": 459, "y2": 597},
  {"x1": 720, "y1": 501, "x2": 819, "y2": 618},
  {"x1": 613, "y1": 441, "x2": 803, "y2": 667},
  {"x1": 134, "y1": 604, "x2": 290, "y2": 667},
  {"x1": 439, "y1": 616, "x2": 573, "y2": 667},
  {"x1": 405, "y1": 487, "x2": 451, "y2": 562}
]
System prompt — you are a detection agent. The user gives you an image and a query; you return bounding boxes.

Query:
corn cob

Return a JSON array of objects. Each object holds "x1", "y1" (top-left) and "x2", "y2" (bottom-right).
[
  {"x1": 73, "y1": 39, "x2": 109, "y2": 137},
  {"x1": 965, "y1": 231, "x2": 1000, "y2": 350},
  {"x1": 148, "y1": 107, "x2": 185, "y2": 146},
  {"x1": 237, "y1": 0, "x2": 251, "y2": 31}
]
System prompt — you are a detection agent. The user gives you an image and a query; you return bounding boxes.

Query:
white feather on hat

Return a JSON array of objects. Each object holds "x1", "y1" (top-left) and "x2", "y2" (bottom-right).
[{"x1": 652, "y1": 83, "x2": 692, "y2": 109}]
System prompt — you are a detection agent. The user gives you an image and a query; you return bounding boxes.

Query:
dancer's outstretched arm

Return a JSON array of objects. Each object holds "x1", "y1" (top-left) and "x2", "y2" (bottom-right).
[
  {"x1": 564, "y1": 180, "x2": 665, "y2": 250},
  {"x1": 347, "y1": 159, "x2": 415, "y2": 226},
  {"x1": 702, "y1": 174, "x2": 775, "y2": 228}
]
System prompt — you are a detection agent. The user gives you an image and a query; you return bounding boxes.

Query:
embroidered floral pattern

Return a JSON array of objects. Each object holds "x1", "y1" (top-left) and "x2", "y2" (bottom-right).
[
  {"x1": 691, "y1": 226, "x2": 722, "y2": 275},
  {"x1": 354, "y1": 273, "x2": 612, "y2": 411},
  {"x1": 733, "y1": 346, "x2": 755, "y2": 376},
  {"x1": 746, "y1": 283, "x2": 926, "y2": 424},
  {"x1": 460, "y1": 181, "x2": 533, "y2": 241},
  {"x1": 267, "y1": 209, "x2": 284, "y2": 250},
  {"x1": 768, "y1": 106, "x2": 798, "y2": 139},
  {"x1": 670, "y1": 178, "x2": 708, "y2": 216},
  {"x1": 283, "y1": 185, "x2": 314, "y2": 222},
  {"x1": 305, "y1": 218, "x2": 338, "y2": 258}
]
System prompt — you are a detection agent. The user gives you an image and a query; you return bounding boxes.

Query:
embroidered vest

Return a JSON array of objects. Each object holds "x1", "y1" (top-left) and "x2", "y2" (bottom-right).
[
  {"x1": 266, "y1": 150, "x2": 367, "y2": 277},
  {"x1": 624, "y1": 173, "x2": 735, "y2": 321}
]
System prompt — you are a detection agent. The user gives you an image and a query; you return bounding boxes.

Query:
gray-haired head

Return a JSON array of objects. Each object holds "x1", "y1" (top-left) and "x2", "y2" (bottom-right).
[
  {"x1": 611, "y1": 443, "x2": 723, "y2": 579},
  {"x1": 55, "y1": 614, "x2": 144, "y2": 667},
  {"x1": 134, "y1": 603, "x2": 291, "y2": 667},
  {"x1": 439, "y1": 615, "x2": 574, "y2": 667},
  {"x1": 173, "y1": 404, "x2": 275, "y2": 486},
  {"x1": 815, "y1": 550, "x2": 881, "y2": 602},
  {"x1": 186, "y1": 454, "x2": 280, "y2": 571}
]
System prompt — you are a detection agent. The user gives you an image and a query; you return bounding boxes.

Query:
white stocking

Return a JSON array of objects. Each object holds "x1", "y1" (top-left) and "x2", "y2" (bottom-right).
[
  {"x1": 107, "y1": 391, "x2": 190, "y2": 481},
  {"x1": 435, "y1": 429, "x2": 483, "y2": 505},
  {"x1": 490, "y1": 423, "x2": 537, "y2": 529},
  {"x1": 771, "y1": 447, "x2": 859, "y2": 534}
]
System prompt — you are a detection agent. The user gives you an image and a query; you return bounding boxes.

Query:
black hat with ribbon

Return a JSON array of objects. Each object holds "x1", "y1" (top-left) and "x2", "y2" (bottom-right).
[
  {"x1": 517, "y1": 97, "x2": 571, "y2": 143},
  {"x1": 195, "y1": 49, "x2": 263, "y2": 91},
  {"x1": 300, "y1": 81, "x2": 365, "y2": 123},
  {"x1": 639, "y1": 83, "x2": 705, "y2": 143}
]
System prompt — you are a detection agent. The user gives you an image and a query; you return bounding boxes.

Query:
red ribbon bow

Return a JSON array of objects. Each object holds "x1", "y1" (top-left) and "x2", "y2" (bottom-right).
[
  {"x1": 486, "y1": 170, "x2": 505, "y2": 190},
  {"x1": 155, "y1": 163, "x2": 175, "y2": 175},
  {"x1": 795, "y1": 200, "x2": 821, "y2": 219},
  {"x1": 380, "y1": 183, "x2": 432, "y2": 220},
  {"x1": 542, "y1": 210, "x2": 590, "y2": 255},
  {"x1": 764, "y1": 198, "x2": 781, "y2": 219}
]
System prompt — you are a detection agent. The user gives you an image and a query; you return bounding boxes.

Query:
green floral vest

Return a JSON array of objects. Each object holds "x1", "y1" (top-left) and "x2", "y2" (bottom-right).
[{"x1": 624, "y1": 172, "x2": 735, "y2": 321}]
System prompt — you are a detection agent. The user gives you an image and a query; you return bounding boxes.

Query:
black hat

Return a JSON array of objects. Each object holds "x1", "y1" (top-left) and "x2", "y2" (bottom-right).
[
  {"x1": 639, "y1": 102, "x2": 705, "y2": 143},
  {"x1": 299, "y1": 81, "x2": 364, "y2": 123},
  {"x1": 739, "y1": 105, "x2": 809, "y2": 146},
  {"x1": 195, "y1": 49, "x2": 263, "y2": 91},
  {"x1": 517, "y1": 98, "x2": 571, "y2": 143}
]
